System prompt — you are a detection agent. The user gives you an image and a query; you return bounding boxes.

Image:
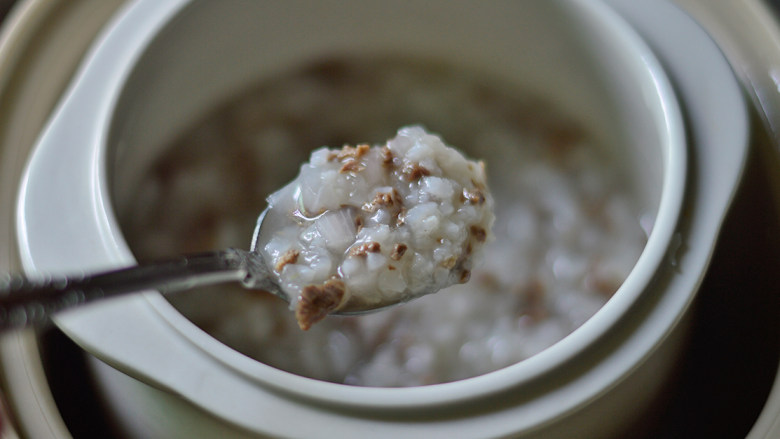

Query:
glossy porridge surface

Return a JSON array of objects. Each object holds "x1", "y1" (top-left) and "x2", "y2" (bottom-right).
[{"x1": 261, "y1": 126, "x2": 495, "y2": 329}]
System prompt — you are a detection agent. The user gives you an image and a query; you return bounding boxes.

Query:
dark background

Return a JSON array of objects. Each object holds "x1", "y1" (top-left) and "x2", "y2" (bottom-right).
[{"x1": 0, "y1": 0, "x2": 12, "y2": 21}]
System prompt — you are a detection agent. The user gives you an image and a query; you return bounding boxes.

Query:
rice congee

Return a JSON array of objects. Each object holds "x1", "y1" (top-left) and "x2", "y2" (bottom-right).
[{"x1": 118, "y1": 57, "x2": 650, "y2": 387}]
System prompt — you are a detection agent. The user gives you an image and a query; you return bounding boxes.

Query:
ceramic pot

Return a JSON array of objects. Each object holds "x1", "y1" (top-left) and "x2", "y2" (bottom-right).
[{"x1": 14, "y1": 1, "x2": 747, "y2": 437}]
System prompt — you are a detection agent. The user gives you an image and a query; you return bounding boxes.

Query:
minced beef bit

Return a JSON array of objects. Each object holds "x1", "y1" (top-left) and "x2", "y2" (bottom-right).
[
  {"x1": 362, "y1": 189, "x2": 402, "y2": 212},
  {"x1": 340, "y1": 159, "x2": 366, "y2": 174},
  {"x1": 295, "y1": 278, "x2": 347, "y2": 330},
  {"x1": 470, "y1": 225, "x2": 487, "y2": 243},
  {"x1": 402, "y1": 162, "x2": 431, "y2": 181},
  {"x1": 390, "y1": 243, "x2": 408, "y2": 261},
  {"x1": 349, "y1": 241, "x2": 382, "y2": 257},
  {"x1": 330, "y1": 143, "x2": 370, "y2": 161},
  {"x1": 381, "y1": 145, "x2": 394, "y2": 167},
  {"x1": 274, "y1": 249, "x2": 300, "y2": 272}
]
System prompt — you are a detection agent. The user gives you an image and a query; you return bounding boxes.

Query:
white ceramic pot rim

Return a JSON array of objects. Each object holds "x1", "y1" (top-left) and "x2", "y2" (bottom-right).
[
  {"x1": 100, "y1": 0, "x2": 685, "y2": 409},
  {"x1": 17, "y1": 0, "x2": 684, "y2": 412}
]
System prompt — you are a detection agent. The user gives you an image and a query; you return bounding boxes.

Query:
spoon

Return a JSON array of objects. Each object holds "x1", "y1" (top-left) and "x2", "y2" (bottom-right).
[{"x1": 0, "y1": 207, "x2": 379, "y2": 331}]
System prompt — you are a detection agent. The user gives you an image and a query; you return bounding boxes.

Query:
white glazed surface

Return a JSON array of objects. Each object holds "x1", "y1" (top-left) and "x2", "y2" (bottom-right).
[{"x1": 13, "y1": 0, "x2": 747, "y2": 438}]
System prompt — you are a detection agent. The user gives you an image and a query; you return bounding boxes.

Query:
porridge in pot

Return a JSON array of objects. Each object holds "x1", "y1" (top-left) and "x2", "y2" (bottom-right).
[{"x1": 118, "y1": 57, "x2": 650, "y2": 386}]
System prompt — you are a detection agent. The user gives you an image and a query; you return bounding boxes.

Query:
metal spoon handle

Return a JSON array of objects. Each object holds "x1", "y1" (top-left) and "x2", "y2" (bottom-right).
[{"x1": 0, "y1": 248, "x2": 252, "y2": 330}]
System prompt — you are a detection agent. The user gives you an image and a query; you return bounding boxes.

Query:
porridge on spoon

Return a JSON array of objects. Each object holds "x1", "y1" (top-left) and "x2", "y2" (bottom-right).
[{"x1": 260, "y1": 126, "x2": 494, "y2": 329}]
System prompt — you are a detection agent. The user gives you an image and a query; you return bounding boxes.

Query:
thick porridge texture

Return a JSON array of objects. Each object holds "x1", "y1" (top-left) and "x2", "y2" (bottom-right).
[
  {"x1": 119, "y1": 58, "x2": 650, "y2": 386},
  {"x1": 263, "y1": 126, "x2": 494, "y2": 330}
]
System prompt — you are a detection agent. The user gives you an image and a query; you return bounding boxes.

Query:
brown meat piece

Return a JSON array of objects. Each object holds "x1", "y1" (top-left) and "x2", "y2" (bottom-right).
[
  {"x1": 349, "y1": 241, "x2": 381, "y2": 257},
  {"x1": 362, "y1": 188, "x2": 403, "y2": 212},
  {"x1": 274, "y1": 249, "x2": 300, "y2": 272},
  {"x1": 381, "y1": 145, "x2": 394, "y2": 168},
  {"x1": 390, "y1": 243, "x2": 408, "y2": 261},
  {"x1": 470, "y1": 225, "x2": 487, "y2": 243},
  {"x1": 329, "y1": 143, "x2": 370, "y2": 161},
  {"x1": 402, "y1": 162, "x2": 431, "y2": 181},
  {"x1": 340, "y1": 159, "x2": 366, "y2": 174},
  {"x1": 295, "y1": 278, "x2": 347, "y2": 330}
]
